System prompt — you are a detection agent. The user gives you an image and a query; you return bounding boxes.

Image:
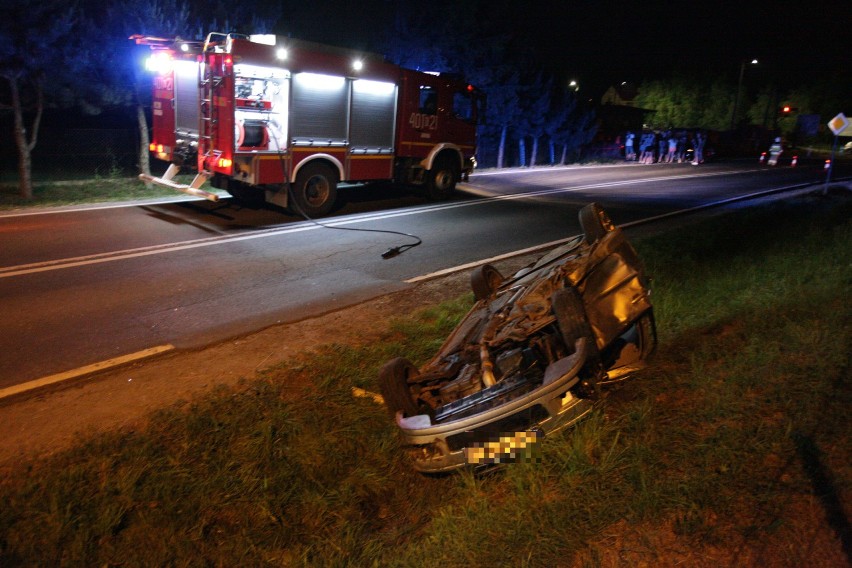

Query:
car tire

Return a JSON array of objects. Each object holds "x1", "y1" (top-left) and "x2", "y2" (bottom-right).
[
  {"x1": 579, "y1": 202, "x2": 614, "y2": 244},
  {"x1": 378, "y1": 358, "x2": 421, "y2": 417},
  {"x1": 471, "y1": 264, "x2": 504, "y2": 301},
  {"x1": 551, "y1": 288, "x2": 594, "y2": 354}
]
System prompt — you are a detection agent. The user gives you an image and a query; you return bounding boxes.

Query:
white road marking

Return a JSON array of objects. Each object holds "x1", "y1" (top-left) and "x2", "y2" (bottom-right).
[
  {"x1": 0, "y1": 195, "x2": 225, "y2": 218},
  {"x1": 408, "y1": 180, "x2": 817, "y2": 284},
  {"x1": 0, "y1": 173, "x2": 815, "y2": 396},
  {"x1": 0, "y1": 344, "x2": 175, "y2": 400},
  {"x1": 0, "y1": 168, "x2": 763, "y2": 280},
  {"x1": 406, "y1": 237, "x2": 576, "y2": 283},
  {"x1": 470, "y1": 164, "x2": 631, "y2": 176}
]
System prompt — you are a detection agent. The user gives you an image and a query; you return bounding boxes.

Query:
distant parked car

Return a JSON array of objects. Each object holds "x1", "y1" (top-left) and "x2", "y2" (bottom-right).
[{"x1": 378, "y1": 203, "x2": 657, "y2": 473}]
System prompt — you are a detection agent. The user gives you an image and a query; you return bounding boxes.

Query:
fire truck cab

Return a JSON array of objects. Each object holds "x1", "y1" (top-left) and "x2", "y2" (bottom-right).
[{"x1": 135, "y1": 33, "x2": 484, "y2": 216}]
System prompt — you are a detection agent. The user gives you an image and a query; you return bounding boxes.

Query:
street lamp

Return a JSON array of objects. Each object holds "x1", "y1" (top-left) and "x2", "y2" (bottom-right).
[
  {"x1": 568, "y1": 79, "x2": 578, "y2": 92},
  {"x1": 730, "y1": 58, "x2": 758, "y2": 131}
]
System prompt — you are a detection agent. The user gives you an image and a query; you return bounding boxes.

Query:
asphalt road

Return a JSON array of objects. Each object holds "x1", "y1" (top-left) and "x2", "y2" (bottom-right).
[{"x1": 0, "y1": 159, "x2": 840, "y2": 391}]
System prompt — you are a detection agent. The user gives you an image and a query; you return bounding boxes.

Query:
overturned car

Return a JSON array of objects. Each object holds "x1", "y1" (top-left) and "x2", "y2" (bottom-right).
[{"x1": 379, "y1": 203, "x2": 657, "y2": 472}]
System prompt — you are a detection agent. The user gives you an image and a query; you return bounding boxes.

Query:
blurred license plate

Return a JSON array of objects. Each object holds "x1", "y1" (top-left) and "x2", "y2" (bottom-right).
[{"x1": 463, "y1": 430, "x2": 542, "y2": 465}]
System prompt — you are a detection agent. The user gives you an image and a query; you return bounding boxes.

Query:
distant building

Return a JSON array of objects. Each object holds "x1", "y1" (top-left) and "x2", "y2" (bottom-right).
[
  {"x1": 594, "y1": 83, "x2": 654, "y2": 142},
  {"x1": 600, "y1": 83, "x2": 639, "y2": 107}
]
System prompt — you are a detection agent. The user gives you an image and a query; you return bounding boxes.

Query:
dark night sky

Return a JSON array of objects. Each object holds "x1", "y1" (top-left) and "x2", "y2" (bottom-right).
[
  {"x1": 270, "y1": 0, "x2": 849, "y2": 94},
  {"x1": 536, "y1": 0, "x2": 850, "y2": 90}
]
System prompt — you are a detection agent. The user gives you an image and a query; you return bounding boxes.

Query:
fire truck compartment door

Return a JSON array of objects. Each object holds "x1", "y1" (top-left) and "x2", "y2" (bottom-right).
[
  {"x1": 349, "y1": 79, "x2": 396, "y2": 153},
  {"x1": 290, "y1": 72, "x2": 349, "y2": 146},
  {"x1": 174, "y1": 60, "x2": 200, "y2": 136}
]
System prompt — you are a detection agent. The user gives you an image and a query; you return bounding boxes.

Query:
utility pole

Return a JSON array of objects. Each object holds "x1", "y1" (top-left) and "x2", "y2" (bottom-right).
[{"x1": 730, "y1": 59, "x2": 758, "y2": 132}]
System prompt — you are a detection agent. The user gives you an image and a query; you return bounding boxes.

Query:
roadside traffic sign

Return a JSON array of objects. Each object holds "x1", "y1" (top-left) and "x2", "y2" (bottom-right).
[
  {"x1": 828, "y1": 113, "x2": 849, "y2": 136},
  {"x1": 825, "y1": 113, "x2": 848, "y2": 193}
]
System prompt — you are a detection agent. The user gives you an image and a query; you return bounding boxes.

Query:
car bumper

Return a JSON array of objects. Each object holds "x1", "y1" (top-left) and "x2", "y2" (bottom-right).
[{"x1": 395, "y1": 338, "x2": 595, "y2": 473}]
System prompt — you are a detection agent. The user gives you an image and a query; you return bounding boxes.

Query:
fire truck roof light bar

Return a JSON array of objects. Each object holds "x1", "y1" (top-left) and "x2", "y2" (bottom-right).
[
  {"x1": 130, "y1": 35, "x2": 204, "y2": 54},
  {"x1": 144, "y1": 51, "x2": 173, "y2": 74}
]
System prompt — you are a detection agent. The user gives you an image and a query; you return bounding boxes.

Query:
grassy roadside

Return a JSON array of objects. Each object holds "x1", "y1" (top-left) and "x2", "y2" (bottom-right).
[
  {"x1": 0, "y1": 175, "x2": 200, "y2": 211},
  {"x1": 0, "y1": 190, "x2": 850, "y2": 566}
]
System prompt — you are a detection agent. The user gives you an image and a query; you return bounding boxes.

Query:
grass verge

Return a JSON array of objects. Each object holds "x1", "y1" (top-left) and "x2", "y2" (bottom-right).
[
  {"x1": 0, "y1": 191, "x2": 849, "y2": 567},
  {"x1": 0, "y1": 175, "x2": 201, "y2": 211}
]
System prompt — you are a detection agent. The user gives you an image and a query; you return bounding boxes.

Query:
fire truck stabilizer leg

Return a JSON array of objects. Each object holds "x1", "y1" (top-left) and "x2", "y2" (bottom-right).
[
  {"x1": 189, "y1": 173, "x2": 210, "y2": 190},
  {"x1": 138, "y1": 169, "x2": 220, "y2": 201},
  {"x1": 162, "y1": 163, "x2": 181, "y2": 181}
]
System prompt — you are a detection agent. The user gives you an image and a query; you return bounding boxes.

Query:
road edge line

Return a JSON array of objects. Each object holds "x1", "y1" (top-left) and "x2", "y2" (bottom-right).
[
  {"x1": 407, "y1": 180, "x2": 840, "y2": 285},
  {"x1": 405, "y1": 237, "x2": 576, "y2": 284},
  {"x1": 0, "y1": 345, "x2": 175, "y2": 400}
]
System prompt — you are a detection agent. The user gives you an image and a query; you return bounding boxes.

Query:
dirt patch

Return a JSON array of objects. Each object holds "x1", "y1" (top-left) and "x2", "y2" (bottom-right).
[{"x1": 582, "y1": 493, "x2": 849, "y2": 568}]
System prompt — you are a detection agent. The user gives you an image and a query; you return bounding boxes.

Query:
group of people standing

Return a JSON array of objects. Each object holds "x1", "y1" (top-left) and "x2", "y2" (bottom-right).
[{"x1": 623, "y1": 130, "x2": 706, "y2": 165}]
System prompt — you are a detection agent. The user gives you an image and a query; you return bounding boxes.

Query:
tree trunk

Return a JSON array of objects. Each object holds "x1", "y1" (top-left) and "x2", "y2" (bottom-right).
[
  {"x1": 134, "y1": 78, "x2": 152, "y2": 179},
  {"x1": 561, "y1": 144, "x2": 568, "y2": 165},
  {"x1": 136, "y1": 102, "x2": 152, "y2": 184},
  {"x1": 518, "y1": 137, "x2": 526, "y2": 167},
  {"x1": 530, "y1": 136, "x2": 539, "y2": 167},
  {"x1": 8, "y1": 75, "x2": 43, "y2": 200},
  {"x1": 497, "y1": 125, "x2": 508, "y2": 169},
  {"x1": 549, "y1": 140, "x2": 556, "y2": 165}
]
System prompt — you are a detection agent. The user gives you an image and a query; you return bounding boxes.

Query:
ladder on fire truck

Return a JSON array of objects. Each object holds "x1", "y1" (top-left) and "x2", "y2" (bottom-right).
[
  {"x1": 175, "y1": 33, "x2": 239, "y2": 201},
  {"x1": 198, "y1": 33, "x2": 228, "y2": 167},
  {"x1": 138, "y1": 32, "x2": 221, "y2": 202},
  {"x1": 198, "y1": 34, "x2": 248, "y2": 161},
  {"x1": 146, "y1": 34, "x2": 235, "y2": 202}
]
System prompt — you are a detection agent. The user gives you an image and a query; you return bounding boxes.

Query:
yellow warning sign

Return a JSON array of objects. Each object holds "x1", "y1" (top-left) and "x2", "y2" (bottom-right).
[{"x1": 828, "y1": 113, "x2": 849, "y2": 136}]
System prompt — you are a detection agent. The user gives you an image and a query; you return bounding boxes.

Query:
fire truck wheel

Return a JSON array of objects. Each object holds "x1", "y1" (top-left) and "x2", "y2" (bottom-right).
[
  {"x1": 292, "y1": 162, "x2": 338, "y2": 217},
  {"x1": 425, "y1": 157, "x2": 459, "y2": 201}
]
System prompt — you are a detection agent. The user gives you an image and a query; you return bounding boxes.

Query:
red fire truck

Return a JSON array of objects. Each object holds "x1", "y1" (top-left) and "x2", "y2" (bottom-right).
[{"x1": 134, "y1": 33, "x2": 484, "y2": 216}]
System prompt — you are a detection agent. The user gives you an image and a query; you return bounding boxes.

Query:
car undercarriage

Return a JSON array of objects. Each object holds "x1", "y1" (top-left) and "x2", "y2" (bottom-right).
[{"x1": 379, "y1": 203, "x2": 657, "y2": 472}]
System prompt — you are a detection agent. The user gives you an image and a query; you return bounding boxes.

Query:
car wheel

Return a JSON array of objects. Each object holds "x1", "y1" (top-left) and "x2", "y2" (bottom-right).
[
  {"x1": 579, "y1": 202, "x2": 614, "y2": 244},
  {"x1": 292, "y1": 162, "x2": 338, "y2": 217},
  {"x1": 551, "y1": 287, "x2": 594, "y2": 354},
  {"x1": 471, "y1": 264, "x2": 504, "y2": 301},
  {"x1": 378, "y1": 358, "x2": 421, "y2": 417}
]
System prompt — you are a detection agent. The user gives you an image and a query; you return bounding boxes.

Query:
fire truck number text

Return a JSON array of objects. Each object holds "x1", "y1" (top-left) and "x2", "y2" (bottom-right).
[
  {"x1": 153, "y1": 77, "x2": 174, "y2": 91},
  {"x1": 409, "y1": 113, "x2": 437, "y2": 130}
]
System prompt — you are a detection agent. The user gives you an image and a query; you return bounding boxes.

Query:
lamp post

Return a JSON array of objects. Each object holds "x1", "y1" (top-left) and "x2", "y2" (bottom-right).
[{"x1": 730, "y1": 58, "x2": 758, "y2": 131}]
